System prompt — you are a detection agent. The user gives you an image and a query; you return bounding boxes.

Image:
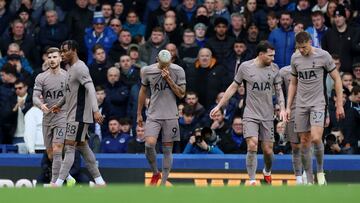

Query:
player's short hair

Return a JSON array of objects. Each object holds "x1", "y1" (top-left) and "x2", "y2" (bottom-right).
[
  {"x1": 351, "y1": 85, "x2": 360, "y2": 95},
  {"x1": 295, "y1": 31, "x2": 311, "y2": 44},
  {"x1": 256, "y1": 40, "x2": 274, "y2": 55},
  {"x1": 183, "y1": 105, "x2": 194, "y2": 116},
  {"x1": 95, "y1": 85, "x2": 105, "y2": 92},
  {"x1": 46, "y1": 47, "x2": 60, "y2": 55},
  {"x1": 311, "y1": 11, "x2": 324, "y2": 18},
  {"x1": 61, "y1": 40, "x2": 79, "y2": 52}
]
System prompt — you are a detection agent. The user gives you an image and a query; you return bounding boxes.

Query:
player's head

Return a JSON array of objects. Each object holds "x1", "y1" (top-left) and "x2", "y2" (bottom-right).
[
  {"x1": 157, "y1": 49, "x2": 172, "y2": 69},
  {"x1": 60, "y1": 40, "x2": 78, "y2": 63},
  {"x1": 46, "y1": 47, "x2": 61, "y2": 69},
  {"x1": 295, "y1": 31, "x2": 312, "y2": 56},
  {"x1": 256, "y1": 40, "x2": 275, "y2": 66}
]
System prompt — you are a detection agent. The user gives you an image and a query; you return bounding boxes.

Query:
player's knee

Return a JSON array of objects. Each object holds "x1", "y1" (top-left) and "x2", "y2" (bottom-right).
[
  {"x1": 311, "y1": 137, "x2": 322, "y2": 144},
  {"x1": 247, "y1": 143, "x2": 257, "y2": 151},
  {"x1": 64, "y1": 140, "x2": 76, "y2": 146},
  {"x1": 52, "y1": 143, "x2": 63, "y2": 152},
  {"x1": 145, "y1": 139, "x2": 157, "y2": 147}
]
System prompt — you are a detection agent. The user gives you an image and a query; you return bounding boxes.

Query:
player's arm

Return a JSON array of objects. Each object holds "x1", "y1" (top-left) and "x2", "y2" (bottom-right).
[
  {"x1": 84, "y1": 82, "x2": 103, "y2": 124},
  {"x1": 274, "y1": 82, "x2": 287, "y2": 121},
  {"x1": 210, "y1": 81, "x2": 239, "y2": 118},
  {"x1": 286, "y1": 75, "x2": 297, "y2": 119},
  {"x1": 329, "y1": 69, "x2": 345, "y2": 120},
  {"x1": 32, "y1": 76, "x2": 50, "y2": 113},
  {"x1": 161, "y1": 68, "x2": 186, "y2": 99},
  {"x1": 137, "y1": 85, "x2": 147, "y2": 127}
]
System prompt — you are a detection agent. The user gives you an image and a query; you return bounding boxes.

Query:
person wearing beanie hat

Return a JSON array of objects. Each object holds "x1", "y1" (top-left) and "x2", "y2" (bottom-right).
[
  {"x1": 17, "y1": 3, "x2": 36, "y2": 35},
  {"x1": 194, "y1": 22, "x2": 208, "y2": 48},
  {"x1": 84, "y1": 11, "x2": 117, "y2": 65},
  {"x1": 321, "y1": 4, "x2": 358, "y2": 73}
]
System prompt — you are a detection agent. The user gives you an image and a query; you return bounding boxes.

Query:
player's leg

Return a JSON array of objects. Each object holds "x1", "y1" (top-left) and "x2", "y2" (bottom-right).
[
  {"x1": 144, "y1": 119, "x2": 161, "y2": 185},
  {"x1": 160, "y1": 119, "x2": 180, "y2": 185},
  {"x1": 286, "y1": 121, "x2": 303, "y2": 184},
  {"x1": 51, "y1": 127, "x2": 65, "y2": 183},
  {"x1": 77, "y1": 139, "x2": 106, "y2": 186},
  {"x1": 243, "y1": 119, "x2": 260, "y2": 185},
  {"x1": 259, "y1": 120, "x2": 275, "y2": 185}
]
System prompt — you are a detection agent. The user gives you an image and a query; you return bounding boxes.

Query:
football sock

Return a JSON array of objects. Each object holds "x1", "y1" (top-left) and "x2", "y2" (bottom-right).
[
  {"x1": 246, "y1": 151, "x2": 257, "y2": 180},
  {"x1": 51, "y1": 151, "x2": 62, "y2": 183},
  {"x1": 292, "y1": 147, "x2": 302, "y2": 176},
  {"x1": 301, "y1": 145, "x2": 314, "y2": 184},
  {"x1": 161, "y1": 145, "x2": 173, "y2": 185},
  {"x1": 145, "y1": 143, "x2": 159, "y2": 174},
  {"x1": 314, "y1": 142, "x2": 324, "y2": 173},
  {"x1": 77, "y1": 144, "x2": 101, "y2": 179},
  {"x1": 57, "y1": 145, "x2": 75, "y2": 184}
]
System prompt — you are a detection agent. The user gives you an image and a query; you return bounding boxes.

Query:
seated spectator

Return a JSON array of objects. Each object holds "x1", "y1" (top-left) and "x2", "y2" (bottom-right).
[
  {"x1": 0, "y1": 43, "x2": 33, "y2": 76},
  {"x1": 104, "y1": 67, "x2": 129, "y2": 118},
  {"x1": 139, "y1": 26, "x2": 168, "y2": 65},
  {"x1": 209, "y1": 92, "x2": 237, "y2": 122},
  {"x1": 84, "y1": 11, "x2": 117, "y2": 65},
  {"x1": 119, "y1": 117, "x2": 132, "y2": 135},
  {"x1": 263, "y1": 11, "x2": 279, "y2": 40},
  {"x1": 185, "y1": 91, "x2": 206, "y2": 124},
  {"x1": 123, "y1": 10, "x2": 145, "y2": 39},
  {"x1": 108, "y1": 29, "x2": 132, "y2": 64},
  {"x1": 112, "y1": 0, "x2": 125, "y2": 22},
  {"x1": 109, "y1": 18, "x2": 122, "y2": 36},
  {"x1": 274, "y1": 121, "x2": 291, "y2": 154},
  {"x1": 178, "y1": 28, "x2": 200, "y2": 67},
  {"x1": 183, "y1": 127, "x2": 224, "y2": 154},
  {"x1": 179, "y1": 105, "x2": 198, "y2": 152},
  {"x1": 194, "y1": 22, "x2": 208, "y2": 48},
  {"x1": 210, "y1": 107, "x2": 230, "y2": 141},
  {"x1": 341, "y1": 72, "x2": 354, "y2": 92},
  {"x1": 117, "y1": 54, "x2": 140, "y2": 88},
  {"x1": 101, "y1": 117, "x2": 132, "y2": 153},
  {"x1": 353, "y1": 63, "x2": 360, "y2": 86},
  {"x1": 23, "y1": 105, "x2": 45, "y2": 154},
  {"x1": 89, "y1": 44, "x2": 113, "y2": 87},
  {"x1": 128, "y1": 44, "x2": 147, "y2": 68},
  {"x1": 37, "y1": 10, "x2": 69, "y2": 53},
  {"x1": 218, "y1": 116, "x2": 247, "y2": 154},
  {"x1": 127, "y1": 125, "x2": 146, "y2": 154},
  {"x1": 325, "y1": 128, "x2": 353, "y2": 154}
]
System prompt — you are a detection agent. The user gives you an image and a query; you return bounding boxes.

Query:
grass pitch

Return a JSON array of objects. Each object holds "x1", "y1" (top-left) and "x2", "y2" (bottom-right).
[{"x1": 1, "y1": 184, "x2": 359, "y2": 203}]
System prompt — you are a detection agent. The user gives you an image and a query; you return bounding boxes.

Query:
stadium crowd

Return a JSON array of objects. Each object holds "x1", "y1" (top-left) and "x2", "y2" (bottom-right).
[{"x1": 0, "y1": 0, "x2": 359, "y2": 155}]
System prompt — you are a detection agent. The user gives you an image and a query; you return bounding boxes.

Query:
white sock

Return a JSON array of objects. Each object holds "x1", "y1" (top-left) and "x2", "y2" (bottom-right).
[
  {"x1": 66, "y1": 174, "x2": 74, "y2": 181},
  {"x1": 249, "y1": 180, "x2": 256, "y2": 184},
  {"x1": 263, "y1": 168, "x2": 271, "y2": 176},
  {"x1": 296, "y1": 176, "x2": 303, "y2": 184},
  {"x1": 94, "y1": 176, "x2": 106, "y2": 185},
  {"x1": 55, "y1": 179, "x2": 64, "y2": 186}
]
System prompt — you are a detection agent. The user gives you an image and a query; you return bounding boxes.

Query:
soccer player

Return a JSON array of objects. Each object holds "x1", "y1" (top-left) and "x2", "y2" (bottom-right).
[
  {"x1": 286, "y1": 31, "x2": 345, "y2": 185},
  {"x1": 137, "y1": 50, "x2": 186, "y2": 185},
  {"x1": 33, "y1": 47, "x2": 76, "y2": 185},
  {"x1": 52, "y1": 40, "x2": 106, "y2": 187},
  {"x1": 210, "y1": 41, "x2": 287, "y2": 185},
  {"x1": 279, "y1": 65, "x2": 303, "y2": 185}
]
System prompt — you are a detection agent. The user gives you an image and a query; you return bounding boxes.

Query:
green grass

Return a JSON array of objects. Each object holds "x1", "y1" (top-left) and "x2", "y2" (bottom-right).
[{"x1": 1, "y1": 184, "x2": 359, "y2": 203}]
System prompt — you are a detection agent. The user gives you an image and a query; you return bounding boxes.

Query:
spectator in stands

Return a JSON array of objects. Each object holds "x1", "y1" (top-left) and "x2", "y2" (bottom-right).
[
  {"x1": 88, "y1": 0, "x2": 99, "y2": 12},
  {"x1": 10, "y1": 80, "x2": 32, "y2": 153},
  {"x1": 104, "y1": 67, "x2": 129, "y2": 118},
  {"x1": 101, "y1": 117, "x2": 132, "y2": 153},
  {"x1": 127, "y1": 44, "x2": 147, "y2": 68},
  {"x1": 183, "y1": 127, "x2": 224, "y2": 154},
  {"x1": 123, "y1": 10, "x2": 145, "y2": 39},
  {"x1": 0, "y1": 0, "x2": 13, "y2": 37},
  {"x1": 228, "y1": 13, "x2": 246, "y2": 41},
  {"x1": 23, "y1": 105, "x2": 45, "y2": 154},
  {"x1": 109, "y1": 29, "x2": 132, "y2": 64},
  {"x1": 219, "y1": 116, "x2": 247, "y2": 154},
  {"x1": 253, "y1": 0, "x2": 280, "y2": 33},
  {"x1": 165, "y1": 43, "x2": 187, "y2": 69},
  {"x1": 16, "y1": 4, "x2": 36, "y2": 36},
  {"x1": 224, "y1": 39, "x2": 253, "y2": 87},
  {"x1": 305, "y1": 11, "x2": 328, "y2": 48},
  {"x1": 214, "y1": 0, "x2": 230, "y2": 23},
  {"x1": 353, "y1": 63, "x2": 360, "y2": 86},
  {"x1": 179, "y1": 28, "x2": 200, "y2": 67},
  {"x1": 205, "y1": 17, "x2": 235, "y2": 65},
  {"x1": 292, "y1": 0, "x2": 312, "y2": 29},
  {"x1": 293, "y1": 21, "x2": 305, "y2": 34},
  {"x1": 0, "y1": 19, "x2": 39, "y2": 67},
  {"x1": 101, "y1": 2, "x2": 113, "y2": 25},
  {"x1": 274, "y1": 121, "x2": 291, "y2": 154},
  {"x1": 185, "y1": 91, "x2": 206, "y2": 123},
  {"x1": 119, "y1": 117, "x2": 132, "y2": 135},
  {"x1": 326, "y1": 54, "x2": 342, "y2": 98},
  {"x1": 194, "y1": 22, "x2": 208, "y2": 48},
  {"x1": 263, "y1": 11, "x2": 279, "y2": 40},
  {"x1": 210, "y1": 91, "x2": 237, "y2": 122},
  {"x1": 38, "y1": 10, "x2": 69, "y2": 53},
  {"x1": 145, "y1": 0, "x2": 174, "y2": 39},
  {"x1": 176, "y1": 0, "x2": 197, "y2": 30},
  {"x1": 229, "y1": 0, "x2": 245, "y2": 13},
  {"x1": 179, "y1": 105, "x2": 198, "y2": 151},
  {"x1": 186, "y1": 48, "x2": 226, "y2": 109},
  {"x1": 139, "y1": 26, "x2": 168, "y2": 65},
  {"x1": 65, "y1": 0, "x2": 93, "y2": 60},
  {"x1": 210, "y1": 107, "x2": 230, "y2": 142},
  {"x1": 164, "y1": 17, "x2": 182, "y2": 46},
  {"x1": 109, "y1": 18, "x2": 122, "y2": 36},
  {"x1": 322, "y1": 4, "x2": 358, "y2": 73},
  {"x1": 325, "y1": 128, "x2": 353, "y2": 154},
  {"x1": 89, "y1": 44, "x2": 113, "y2": 87},
  {"x1": 312, "y1": 0, "x2": 329, "y2": 13},
  {"x1": 324, "y1": 0, "x2": 337, "y2": 27},
  {"x1": 342, "y1": 72, "x2": 354, "y2": 92},
  {"x1": 112, "y1": 0, "x2": 125, "y2": 21},
  {"x1": 126, "y1": 72, "x2": 144, "y2": 133},
  {"x1": 343, "y1": 85, "x2": 360, "y2": 153},
  {"x1": 89, "y1": 86, "x2": 111, "y2": 153},
  {"x1": 0, "y1": 64, "x2": 18, "y2": 144},
  {"x1": 117, "y1": 54, "x2": 140, "y2": 88},
  {"x1": 127, "y1": 125, "x2": 146, "y2": 153},
  {"x1": 204, "y1": 0, "x2": 215, "y2": 18},
  {"x1": 0, "y1": 43, "x2": 33, "y2": 76},
  {"x1": 268, "y1": 11, "x2": 295, "y2": 68},
  {"x1": 84, "y1": 11, "x2": 117, "y2": 65}
]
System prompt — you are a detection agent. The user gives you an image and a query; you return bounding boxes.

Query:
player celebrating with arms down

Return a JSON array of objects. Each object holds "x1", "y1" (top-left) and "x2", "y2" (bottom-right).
[
  {"x1": 210, "y1": 41, "x2": 287, "y2": 185},
  {"x1": 287, "y1": 32, "x2": 345, "y2": 185},
  {"x1": 137, "y1": 50, "x2": 186, "y2": 186}
]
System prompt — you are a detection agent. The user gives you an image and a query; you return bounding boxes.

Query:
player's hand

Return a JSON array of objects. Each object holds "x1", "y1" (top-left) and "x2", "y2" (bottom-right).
[
  {"x1": 50, "y1": 105, "x2": 61, "y2": 113},
  {"x1": 161, "y1": 68, "x2": 171, "y2": 81},
  {"x1": 40, "y1": 103, "x2": 50, "y2": 114},
  {"x1": 137, "y1": 114, "x2": 143, "y2": 127},
  {"x1": 94, "y1": 111, "x2": 104, "y2": 124},
  {"x1": 279, "y1": 109, "x2": 288, "y2": 122},
  {"x1": 209, "y1": 105, "x2": 220, "y2": 119},
  {"x1": 336, "y1": 106, "x2": 345, "y2": 121},
  {"x1": 285, "y1": 108, "x2": 291, "y2": 122}
]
